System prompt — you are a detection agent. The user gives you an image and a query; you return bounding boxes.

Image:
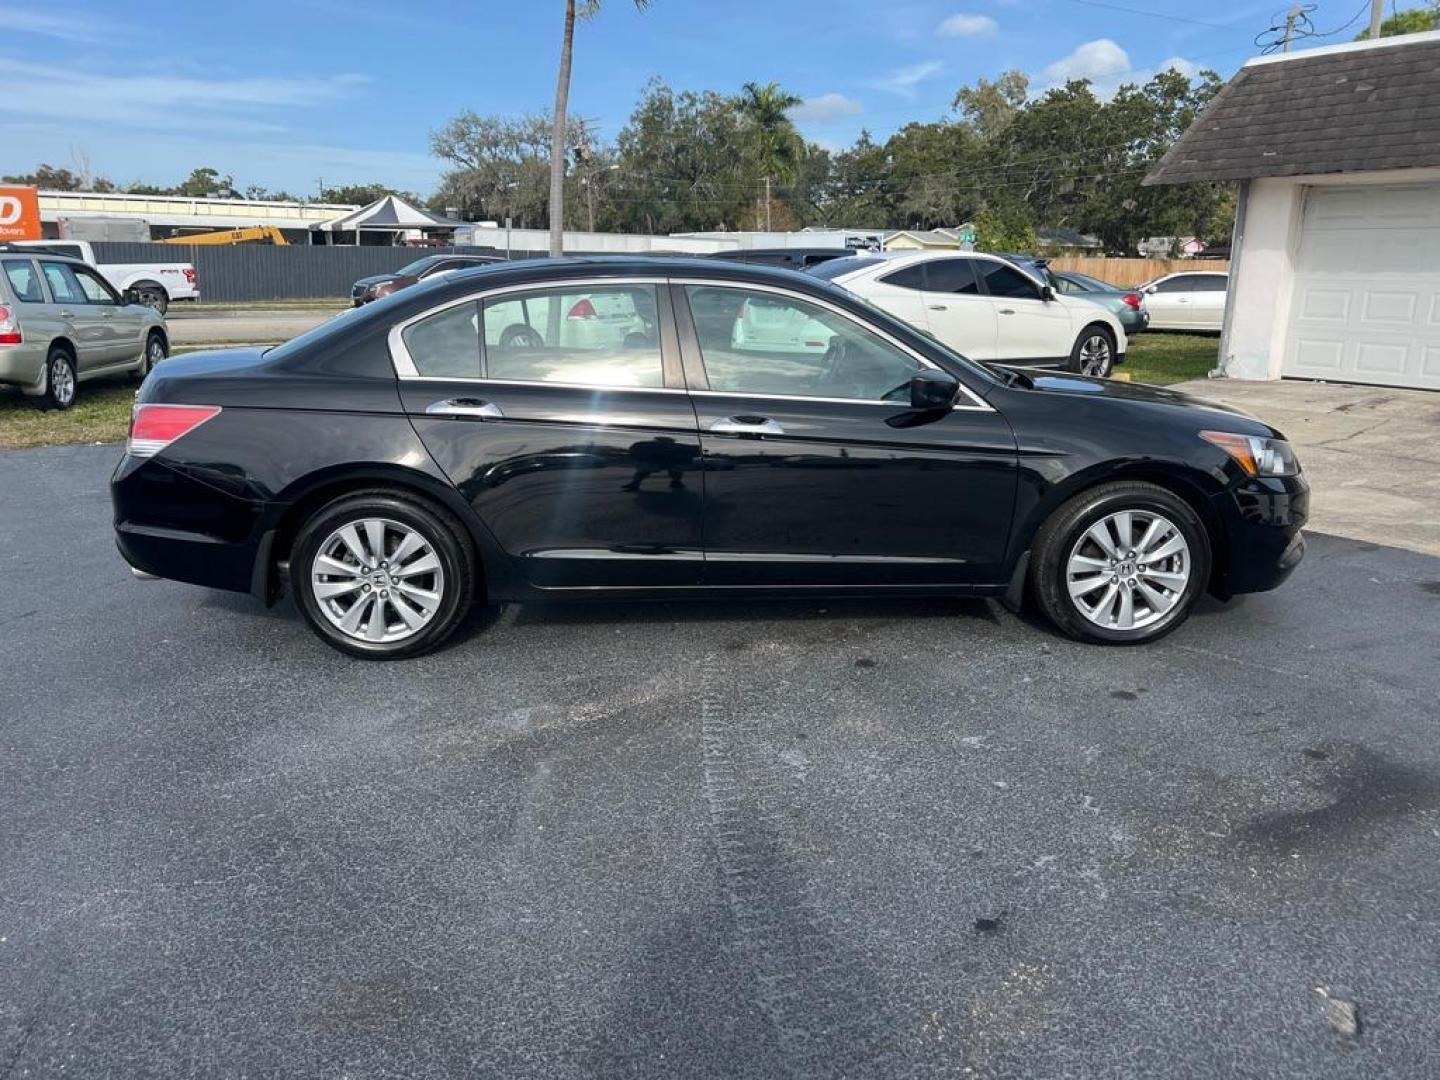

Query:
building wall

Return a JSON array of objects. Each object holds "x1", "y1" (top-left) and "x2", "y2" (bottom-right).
[{"x1": 1222, "y1": 166, "x2": 1440, "y2": 380}]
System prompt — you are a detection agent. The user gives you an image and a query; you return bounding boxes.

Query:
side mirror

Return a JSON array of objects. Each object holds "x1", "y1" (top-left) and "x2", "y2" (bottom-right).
[
  {"x1": 123, "y1": 287, "x2": 141, "y2": 306},
  {"x1": 1040, "y1": 285, "x2": 1055, "y2": 301},
  {"x1": 910, "y1": 369, "x2": 959, "y2": 410},
  {"x1": 1142, "y1": 284, "x2": 1158, "y2": 295}
]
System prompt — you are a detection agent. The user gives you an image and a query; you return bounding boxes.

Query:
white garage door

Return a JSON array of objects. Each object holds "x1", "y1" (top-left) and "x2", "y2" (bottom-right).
[{"x1": 1284, "y1": 183, "x2": 1440, "y2": 390}]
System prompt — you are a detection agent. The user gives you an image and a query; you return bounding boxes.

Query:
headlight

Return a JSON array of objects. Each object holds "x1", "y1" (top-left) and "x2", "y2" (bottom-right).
[{"x1": 1200, "y1": 431, "x2": 1301, "y2": 477}]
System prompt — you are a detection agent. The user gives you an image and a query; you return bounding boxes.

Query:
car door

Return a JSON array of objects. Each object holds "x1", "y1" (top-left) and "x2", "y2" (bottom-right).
[
  {"x1": 675, "y1": 281, "x2": 1018, "y2": 587},
  {"x1": 39, "y1": 262, "x2": 112, "y2": 370},
  {"x1": 70, "y1": 263, "x2": 141, "y2": 364},
  {"x1": 907, "y1": 258, "x2": 1000, "y2": 361},
  {"x1": 1144, "y1": 274, "x2": 1200, "y2": 330},
  {"x1": 851, "y1": 263, "x2": 942, "y2": 343},
  {"x1": 972, "y1": 258, "x2": 1074, "y2": 363},
  {"x1": 392, "y1": 278, "x2": 704, "y2": 588}
]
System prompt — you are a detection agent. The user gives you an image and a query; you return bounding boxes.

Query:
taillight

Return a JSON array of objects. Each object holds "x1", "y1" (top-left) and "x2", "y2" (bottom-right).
[
  {"x1": 1121, "y1": 292, "x2": 1141, "y2": 310},
  {"x1": 0, "y1": 304, "x2": 19, "y2": 345},
  {"x1": 183, "y1": 268, "x2": 197, "y2": 285},
  {"x1": 127, "y1": 403, "x2": 221, "y2": 458},
  {"x1": 566, "y1": 297, "x2": 598, "y2": 319}
]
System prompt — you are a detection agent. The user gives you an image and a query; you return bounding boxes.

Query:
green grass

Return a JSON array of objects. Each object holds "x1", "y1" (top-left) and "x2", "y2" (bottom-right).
[{"x1": 1121, "y1": 332, "x2": 1218, "y2": 385}]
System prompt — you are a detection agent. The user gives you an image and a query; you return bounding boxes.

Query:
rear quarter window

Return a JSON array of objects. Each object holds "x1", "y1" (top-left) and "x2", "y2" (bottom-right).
[{"x1": 3, "y1": 260, "x2": 45, "y2": 303}]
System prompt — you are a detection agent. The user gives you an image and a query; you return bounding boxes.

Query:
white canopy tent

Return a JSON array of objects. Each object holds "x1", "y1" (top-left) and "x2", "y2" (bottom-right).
[{"x1": 311, "y1": 195, "x2": 465, "y2": 245}]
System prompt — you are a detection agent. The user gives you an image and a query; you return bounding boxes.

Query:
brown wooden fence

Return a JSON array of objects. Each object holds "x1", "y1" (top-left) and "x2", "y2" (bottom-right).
[{"x1": 1046, "y1": 256, "x2": 1231, "y2": 287}]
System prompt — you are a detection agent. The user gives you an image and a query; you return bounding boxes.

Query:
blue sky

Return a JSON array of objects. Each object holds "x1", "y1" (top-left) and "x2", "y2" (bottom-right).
[{"x1": 0, "y1": 0, "x2": 1332, "y2": 197}]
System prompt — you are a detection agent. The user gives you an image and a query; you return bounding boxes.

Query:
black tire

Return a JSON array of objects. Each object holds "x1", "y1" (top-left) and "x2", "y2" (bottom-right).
[
  {"x1": 37, "y1": 346, "x2": 77, "y2": 411},
  {"x1": 135, "y1": 330, "x2": 167, "y2": 381},
  {"x1": 499, "y1": 323, "x2": 544, "y2": 348},
  {"x1": 291, "y1": 490, "x2": 477, "y2": 659},
  {"x1": 134, "y1": 283, "x2": 168, "y2": 315},
  {"x1": 1031, "y1": 480, "x2": 1210, "y2": 645},
  {"x1": 1067, "y1": 325, "x2": 1115, "y2": 378}
]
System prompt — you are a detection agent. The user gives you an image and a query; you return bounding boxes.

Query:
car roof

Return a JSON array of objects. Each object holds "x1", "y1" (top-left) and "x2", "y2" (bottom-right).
[
  {"x1": 0, "y1": 243, "x2": 85, "y2": 265},
  {"x1": 706, "y1": 247, "x2": 851, "y2": 258}
]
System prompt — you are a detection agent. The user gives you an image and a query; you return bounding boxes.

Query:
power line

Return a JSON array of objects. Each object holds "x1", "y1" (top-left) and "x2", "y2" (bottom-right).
[{"x1": 1053, "y1": 0, "x2": 1262, "y2": 33}]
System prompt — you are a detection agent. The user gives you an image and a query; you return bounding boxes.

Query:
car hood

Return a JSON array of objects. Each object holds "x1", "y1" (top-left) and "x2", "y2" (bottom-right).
[
  {"x1": 1012, "y1": 371, "x2": 1281, "y2": 435},
  {"x1": 354, "y1": 273, "x2": 401, "y2": 288}
]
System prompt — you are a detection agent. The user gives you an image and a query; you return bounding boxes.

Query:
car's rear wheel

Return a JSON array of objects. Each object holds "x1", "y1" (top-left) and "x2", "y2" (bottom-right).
[
  {"x1": 1068, "y1": 326, "x2": 1115, "y2": 378},
  {"x1": 38, "y1": 346, "x2": 77, "y2": 411},
  {"x1": 292, "y1": 491, "x2": 476, "y2": 659},
  {"x1": 1031, "y1": 481, "x2": 1210, "y2": 645}
]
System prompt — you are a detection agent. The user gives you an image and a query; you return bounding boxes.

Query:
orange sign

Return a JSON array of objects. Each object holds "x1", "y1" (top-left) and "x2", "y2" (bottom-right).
[{"x1": 0, "y1": 186, "x2": 41, "y2": 241}]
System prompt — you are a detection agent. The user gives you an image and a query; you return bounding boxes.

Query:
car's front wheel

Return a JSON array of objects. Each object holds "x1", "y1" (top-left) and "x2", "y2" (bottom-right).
[
  {"x1": 1031, "y1": 481, "x2": 1210, "y2": 645},
  {"x1": 292, "y1": 491, "x2": 477, "y2": 659},
  {"x1": 135, "y1": 330, "x2": 167, "y2": 380},
  {"x1": 1068, "y1": 326, "x2": 1115, "y2": 378}
]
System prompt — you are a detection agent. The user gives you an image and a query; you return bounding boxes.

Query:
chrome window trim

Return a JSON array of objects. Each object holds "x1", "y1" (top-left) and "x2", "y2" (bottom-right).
[
  {"x1": 387, "y1": 276, "x2": 673, "y2": 380},
  {"x1": 670, "y1": 277, "x2": 994, "y2": 412},
  {"x1": 387, "y1": 273, "x2": 993, "y2": 412}
]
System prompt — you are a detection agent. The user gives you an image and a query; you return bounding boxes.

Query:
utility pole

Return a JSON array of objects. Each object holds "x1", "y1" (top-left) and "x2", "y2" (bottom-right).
[
  {"x1": 764, "y1": 176, "x2": 772, "y2": 232},
  {"x1": 1281, "y1": 3, "x2": 1301, "y2": 51},
  {"x1": 1367, "y1": 0, "x2": 1384, "y2": 39}
]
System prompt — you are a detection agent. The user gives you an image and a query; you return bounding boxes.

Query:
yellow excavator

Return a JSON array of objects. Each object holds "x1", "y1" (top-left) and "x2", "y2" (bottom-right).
[{"x1": 158, "y1": 226, "x2": 290, "y2": 246}]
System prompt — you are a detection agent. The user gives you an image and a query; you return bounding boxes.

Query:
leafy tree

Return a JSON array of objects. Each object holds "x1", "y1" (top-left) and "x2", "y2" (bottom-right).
[
  {"x1": 548, "y1": 0, "x2": 652, "y2": 256},
  {"x1": 1357, "y1": 2, "x2": 1437, "y2": 37},
  {"x1": 736, "y1": 81, "x2": 803, "y2": 228},
  {"x1": 1, "y1": 164, "x2": 104, "y2": 191},
  {"x1": 973, "y1": 207, "x2": 1037, "y2": 252},
  {"x1": 173, "y1": 167, "x2": 239, "y2": 198},
  {"x1": 432, "y1": 111, "x2": 571, "y2": 228},
  {"x1": 953, "y1": 71, "x2": 1029, "y2": 141},
  {"x1": 318, "y1": 182, "x2": 418, "y2": 206}
]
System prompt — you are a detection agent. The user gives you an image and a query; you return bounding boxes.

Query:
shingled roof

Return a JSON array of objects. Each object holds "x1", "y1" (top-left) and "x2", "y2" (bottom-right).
[{"x1": 1145, "y1": 31, "x2": 1440, "y2": 185}]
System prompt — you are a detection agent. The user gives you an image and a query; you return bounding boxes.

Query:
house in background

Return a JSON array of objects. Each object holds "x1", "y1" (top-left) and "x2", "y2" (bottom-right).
[
  {"x1": 1036, "y1": 226, "x2": 1103, "y2": 254},
  {"x1": 883, "y1": 226, "x2": 973, "y2": 251},
  {"x1": 1136, "y1": 236, "x2": 1209, "y2": 258},
  {"x1": 1146, "y1": 30, "x2": 1440, "y2": 391}
]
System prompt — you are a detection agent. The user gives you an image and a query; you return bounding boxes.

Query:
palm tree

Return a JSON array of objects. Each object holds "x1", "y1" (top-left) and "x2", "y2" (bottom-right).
[
  {"x1": 549, "y1": 0, "x2": 650, "y2": 256},
  {"x1": 736, "y1": 81, "x2": 803, "y2": 230}
]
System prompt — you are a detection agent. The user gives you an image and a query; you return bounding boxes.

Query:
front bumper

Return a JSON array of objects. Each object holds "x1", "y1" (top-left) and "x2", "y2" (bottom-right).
[{"x1": 1210, "y1": 473, "x2": 1309, "y2": 597}]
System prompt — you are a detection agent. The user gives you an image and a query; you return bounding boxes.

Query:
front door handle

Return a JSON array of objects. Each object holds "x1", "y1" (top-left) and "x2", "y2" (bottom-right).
[
  {"x1": 101, "y1": 310, "x2": 115, "y2": 319},
  {"x1": 998, "y1": 308, "x2": 1016, "y2": 315},
  {"x1": 426, "y1": 398, "x2": 504, "y2": 419},
  {"x1": 709, "y1": 416, "x2": 784, "y2": 437},
  {"x1": 928, "y1": 304, "x2": 948, "y2": 311},
  {"x1": 59, "y1": 309, "x2": 75, "y2": 319}
]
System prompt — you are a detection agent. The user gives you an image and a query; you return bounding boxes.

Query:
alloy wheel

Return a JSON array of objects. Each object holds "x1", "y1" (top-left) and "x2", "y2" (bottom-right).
[
  {"x1": 1079, "y1": 334, "x2": 1112, "y2": 377},
  {"x1": 1065, "y1": 509, "x2": 1190, "y2": 631},
  {"x1": 50, "y1": 356, "x2": 75, "y2": 406},
  {"x1": 309, "y1": 517, "x2": 445, "y2": 644},
  {"x1": 147, "y1": 336, "x2": 165, "y2": 371}
]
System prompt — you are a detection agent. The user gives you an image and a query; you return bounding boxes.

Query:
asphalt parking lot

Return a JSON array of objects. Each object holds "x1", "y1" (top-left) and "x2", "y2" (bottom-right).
[{"x1": 4, "y1": 444, "x2": 1440, "y2": 1079}]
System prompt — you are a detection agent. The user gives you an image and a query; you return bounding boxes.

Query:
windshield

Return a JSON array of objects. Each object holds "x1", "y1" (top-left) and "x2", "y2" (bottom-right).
[{"x1": 806, "y1": 255, "x2": 884, "y2": 281}]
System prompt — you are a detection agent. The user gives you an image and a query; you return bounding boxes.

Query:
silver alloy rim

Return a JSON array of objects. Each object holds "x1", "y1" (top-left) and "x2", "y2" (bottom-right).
[
  {"x1": 1079, "y1": 335, "x2": 1111, "y2": 376},
  {"x1": 147, "y1": 337, "x2": 165, "y2": 369},
  {"x1": 1066, "y1": 509, "x2": 1190, "y2": 631},
  {"x1": 51, "y1": 357, "x2": 74, "y2": 405},
  {"x1": 310, "y1": 517, "x2": 445, "y2": 645}
]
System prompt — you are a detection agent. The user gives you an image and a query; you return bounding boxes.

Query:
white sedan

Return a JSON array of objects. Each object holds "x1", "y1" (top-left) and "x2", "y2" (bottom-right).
[
  {"x1": 1137, "y1": 270, "x2": 1228, "y2": 332},
  {"x1": 811, "y1": 251, "x2": 1129, "y2": 376}
]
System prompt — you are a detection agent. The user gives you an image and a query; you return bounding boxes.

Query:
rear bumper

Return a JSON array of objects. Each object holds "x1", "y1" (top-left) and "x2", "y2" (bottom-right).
[
  {"x1": 1210, "y1": 474, "x2": 1309, "y2": 597},
  {"x1": 0, "y1": 343, "x2": 47, "y2": 394},
  {"x1": 112, "y1": 453, "x2": 270, "y2": 595}
]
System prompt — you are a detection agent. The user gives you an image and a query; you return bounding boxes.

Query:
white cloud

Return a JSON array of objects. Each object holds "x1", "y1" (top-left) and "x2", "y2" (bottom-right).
[
  {"x1": 937, "y1": 13, "x2": 998, "y2": 37},
  {"x1": 864, "y1": 60, "x2": 944, "y2": 98},
  {"x1": 0, "y1": 5, "x2": 114, "y2": 42},
  {"x1": 0, "y1": 59, "x2": 369, "y2": 130},
  {"x1": 1036, "y1": 40, "x2": 1200, "y2": 98},
  {"x1": 787, "y1": 93, "x2": 863, "y2": 123}
]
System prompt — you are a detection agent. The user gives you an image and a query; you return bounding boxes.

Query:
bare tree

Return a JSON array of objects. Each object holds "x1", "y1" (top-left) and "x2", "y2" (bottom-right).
[{"x1": 548, "y1": 0, "x2": 650, "y2": 256}]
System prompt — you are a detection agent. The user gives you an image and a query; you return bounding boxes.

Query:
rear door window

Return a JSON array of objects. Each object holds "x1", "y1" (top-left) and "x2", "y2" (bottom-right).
[
  {"x1": 1194, "y1": 275, "x2": 1228, "y2": 291},
  {"x1": 3, "y1": 259, "x2": 45, "y2": 303},
  {"x1": 481, "y1": 284, "x2": 663, "y2": 388},
  {"x1": 401, "y1": 300, "x2": 481, "y2": 378},
  {"x1": 925, "y1": 259, "x2": 982, "y2": 295}
]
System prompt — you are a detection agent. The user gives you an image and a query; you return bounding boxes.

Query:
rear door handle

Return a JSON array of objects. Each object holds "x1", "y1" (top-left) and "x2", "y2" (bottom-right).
[
  {"x1": 928, "y1": 304, "x2": 948, "y2": 311},
  {"x1": 426, "y1": 398, "x2": 504, "y2": 419},
  {"x1": 709, "y1": 416, "x2": 784, "y2": 437},
  {"x1": 998, "y1": 308, "x2": 1016, "y2": 315}
]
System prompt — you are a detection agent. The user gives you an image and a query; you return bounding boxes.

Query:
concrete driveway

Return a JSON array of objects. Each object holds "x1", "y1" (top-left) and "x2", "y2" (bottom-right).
[
  {"x1": 3, "y1": 444, "x2": 1440, "y2": 1077},
  {"x1": 1176, "y1": 378, "x2": 1440, "y2": 557}
]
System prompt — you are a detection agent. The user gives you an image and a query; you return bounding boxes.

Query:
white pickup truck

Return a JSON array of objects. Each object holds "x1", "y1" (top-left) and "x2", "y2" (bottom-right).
[{"x1": 12, "y1": 240, "x2": 198, "y2": 314}]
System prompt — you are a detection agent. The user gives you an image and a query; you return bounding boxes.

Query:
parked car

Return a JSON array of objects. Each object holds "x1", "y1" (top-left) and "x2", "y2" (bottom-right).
[
  {"x1": 1138, "y1": 270, "x2": 1228, "y2": 331},
  {"x1": 10, "y1": 239, "x2": 197, "y2": 314},
  {"x1": 705, "y1": 248, "x2": 852, "y2": 271},
  {"x1": 113, "y1": 257, "x2": 1306, "y2": 658},
  {"x1": 0, "y1": 244, "x2": 168, "y2": 410},
  {"x1": 1045, "y1": 268, "x2": 1150, "y2": 337},
  {"x1": 352, "y1": 254, "x2": 504, "y2": 306},
  {"x1": 811, "y1": 251, "x2": 1129, "y2": 377}
]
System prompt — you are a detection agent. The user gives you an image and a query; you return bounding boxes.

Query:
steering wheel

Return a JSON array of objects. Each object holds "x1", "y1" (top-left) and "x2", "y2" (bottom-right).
[{"x1": 499, "y1": 324, "x2": 544, "y2": 349}]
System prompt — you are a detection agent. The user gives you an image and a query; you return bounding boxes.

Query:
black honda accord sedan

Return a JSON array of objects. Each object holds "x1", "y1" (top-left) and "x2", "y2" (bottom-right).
[{"x1": 111, "y1": 257, "x2": 1307, "y2": 658}]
